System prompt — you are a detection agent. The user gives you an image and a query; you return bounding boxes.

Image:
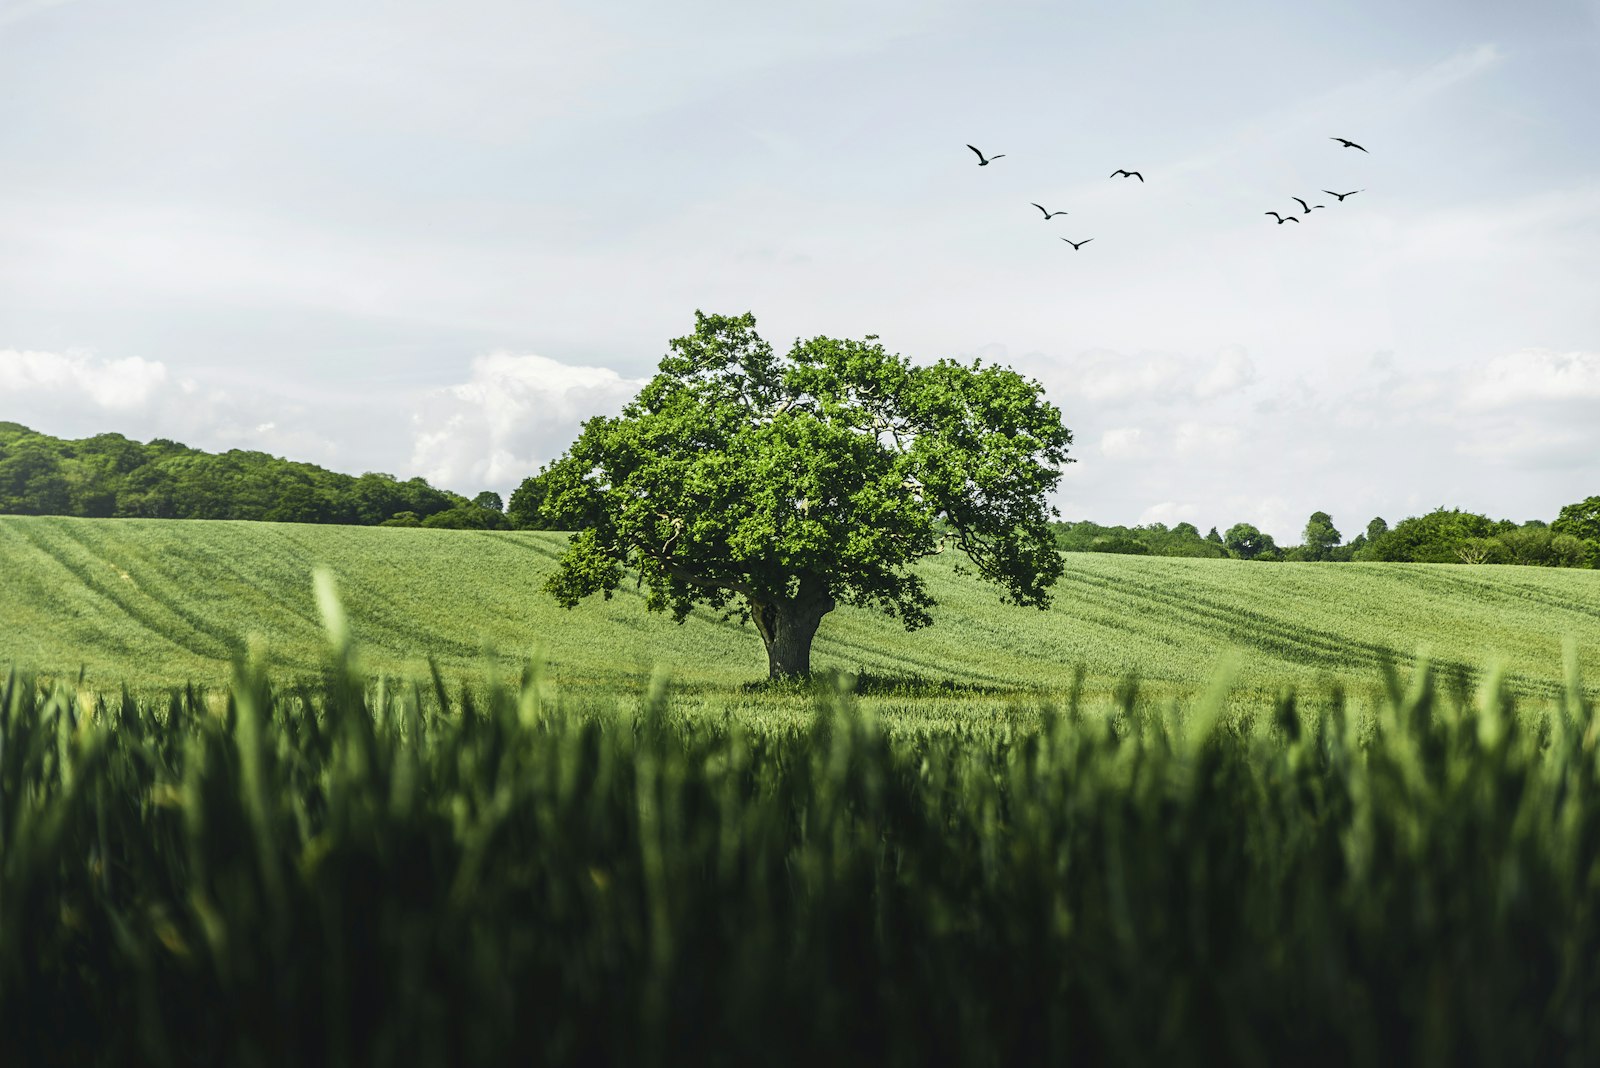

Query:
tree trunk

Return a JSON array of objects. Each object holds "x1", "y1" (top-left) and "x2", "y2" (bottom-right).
[{"x1": 748, "y1": 581, "x2": 835, "y2": 680}]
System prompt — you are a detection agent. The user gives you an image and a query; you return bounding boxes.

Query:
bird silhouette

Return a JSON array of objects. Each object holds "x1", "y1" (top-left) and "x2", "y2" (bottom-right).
[
  {"x1": 1031, "y1": 203, "x2": 1069, "y2": 219},
  {"x1": 1264, "y1": 212, "x2": 1300, "y2": 225},
  {"x1": 1330, "y1": 137, "x2": 1368, "y2": 152},
  {"x1": 967, "y1": 144, "x2": 1005, "y2": 166},
  {"x1": 1110, "y1": 169, "x2": 1144, "y2": 182},
  {"x1": 1322, "y1": 189, "x2": 1363, "y2": 202},
  {"x1": 1060, "y1": 238, "x2": 1094, "y2": 249},
  {"x1": 1292, "y1": 197, "x2": 1325, "y2": 213}
]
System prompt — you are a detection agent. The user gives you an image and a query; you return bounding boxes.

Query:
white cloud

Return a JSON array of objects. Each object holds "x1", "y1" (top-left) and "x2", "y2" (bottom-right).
[
  {"x1": 0, "y1": 347, "x2": 363, "y2": 472},
  {"x1": 0, "y1": 348, "x2": 168, "y2": 410},
  {"x1": 1195, "y1": 347, "x2": 1257, "y2": 399},
  {"x1": 1070, "y1": 353, "x2": 1188, "y2": 406},
  {"x1": 1245, "y1": 497, "x2": 1300, "y2": 543},
  {"x1": 1049, "y1": 347, "x2": 1260, "y2": 413},
  {"x1": 1098, "y1": 426, "x2": 1147, "y2": 459},
  {"x1": 409, "y1": 352, "x2": 646, "y2": 493},
  {"x1": 0, "y1": 343, "x2": 652, "y2": 496},
  {"x1": 1462, "y1": 349, "x2": 1600, "y2": 408},
  {"x1": 1173, "y1": 421, "x2": 1242, "y2": 456}
]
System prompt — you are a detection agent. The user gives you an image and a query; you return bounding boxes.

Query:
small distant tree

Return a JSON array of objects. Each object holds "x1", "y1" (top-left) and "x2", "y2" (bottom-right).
[
  {"x1": 1498, "y1": 525, "x2": 1590, "y2": 568},
  {"x1": 1225, "y1": 523, "x2": 1275, "y2": 560},
  {"x1": 538, "y1": 311, "x2": 1074, "y2": 679},
  {"x1": 1552, "y1": 497, "x2": 1600, "y2": 543},
  {"x1": 1302, "y1": 511, "x2": 1341, "y2": 561},
  {"x1": 508, "y1": 467, "x2": 560, "y2": 530},
  {"x1": 1366, "y1": 517, "x2": 1389, "y2": 541},
  {"x1": 1364, "y1": 508, "x2": 1501, "y2": 563},
  {"x1": 1552, "y1": 534, "x2": 1593, "y2": 568},
  {"x1": 1206, "y1": 526, "x2": 1223, "y2": 544},
  {"x1": 1454, "y1": 538, "x2": 1505, "y2": 565},
  {"x1": 1089, "y1": 533, "x2": 1150, "y2": 555},
  {"x1": 473, "y1": 490, "x2": 505, "y2": 513},
  {"x1": 0, "y1": 441, "x2": 70, "y2": 514},
  {"x1": 422, "y1": 502, "x2": 508, "y2": 530}
]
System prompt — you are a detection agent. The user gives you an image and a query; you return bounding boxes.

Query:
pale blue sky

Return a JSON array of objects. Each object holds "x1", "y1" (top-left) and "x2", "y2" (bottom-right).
[{"x1": 2, "y1": 0, "x2": 1597, "y2": 539}]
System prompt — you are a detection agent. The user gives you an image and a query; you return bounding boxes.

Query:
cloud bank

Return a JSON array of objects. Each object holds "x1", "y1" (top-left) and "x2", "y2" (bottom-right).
[
  {"x1": 0, "y1": 346, "x2": 645, "y2": 499},
  {"x1": 4, "y1": 342, "x2": 1594, "y2": 541},
  {"x1": 409, "y1": 352, "x2": 646, "y2": 493},
  {"x1": 0, "y1": 348, "x2": 169, "y2": 410}
]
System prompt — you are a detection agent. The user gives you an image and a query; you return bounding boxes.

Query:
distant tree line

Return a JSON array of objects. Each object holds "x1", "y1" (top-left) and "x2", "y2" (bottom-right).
[
  {"x1": 7, "y1": 423, "x2": 1596, "y2": 566},
  {"x1": 0, "y1": 422, "x2": 509, "y2": 529},
  {"x1": 1052, "y1": 520, "x2": 1231, "y2": 558},
  {"x1": 1054, "y1": 500, "x2": 1600, "y2": 568}
]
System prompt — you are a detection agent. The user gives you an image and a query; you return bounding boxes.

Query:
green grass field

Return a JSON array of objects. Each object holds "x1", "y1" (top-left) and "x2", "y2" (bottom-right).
[
  {"x1": 4, "y1": 515, "x2": 1598, "y2": 717},
  {"x1": 8, "y1": 514, "x2": 1600, "y2": 1064}
]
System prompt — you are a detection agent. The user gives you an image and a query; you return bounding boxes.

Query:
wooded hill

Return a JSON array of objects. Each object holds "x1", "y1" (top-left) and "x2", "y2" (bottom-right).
[{"x1": 0, "y1": 422, "x2": 499, "y2": 527}]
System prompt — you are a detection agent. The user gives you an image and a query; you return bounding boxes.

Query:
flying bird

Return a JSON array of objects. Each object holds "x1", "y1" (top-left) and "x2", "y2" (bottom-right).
[
  {"x1": 1292, "y1": 197, "x2": 1325, "y2": 213},
  {"x1": 1322, "y1": 189, "x2": 1364, "y2": 202},
  {"x1": 1060, "y1": 238, "x2": 1093, "y2": 249},
  {"x1": 1110, "y1": 169, "x2": 1144, "y2": 182},
  {"x1": 1031, "y1": 203, "x2": 1069, "y2": 219},
  {"x1": 1264, "y1": 212, "x2": 1300, "y2": 224},
  {"x1": 967, "y1": 144, "x2": 1005, "y2": 166},
  {"x1": 1330, "y1": 137, "x2": 1368, "y2": 152}
]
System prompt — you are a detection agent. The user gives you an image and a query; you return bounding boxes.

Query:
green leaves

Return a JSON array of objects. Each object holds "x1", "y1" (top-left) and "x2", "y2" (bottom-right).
[
  {"x1": 1552, "y1": 496, "x2": 1600, "y2": 543},
  {"x1": 540, "y1": 312, "x2": 1075, "y2": 641}
]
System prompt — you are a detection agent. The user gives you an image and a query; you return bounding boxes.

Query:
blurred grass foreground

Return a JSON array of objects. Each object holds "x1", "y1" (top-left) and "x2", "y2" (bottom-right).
[{"x1": 3, "y1": 580, "x2": 1599, "y2": 1066}]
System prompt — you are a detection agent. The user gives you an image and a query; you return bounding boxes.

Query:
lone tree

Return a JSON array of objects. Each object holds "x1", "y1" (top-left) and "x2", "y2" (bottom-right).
[
  {"x1": 1224, "y1": 522, "x2": 1275, "y2": 560},
  {"x1": 537, "y1": 311, "x2": 1074, "y2": 679},
  {"x1": 1302, "y1": 511, "x2": 1341, "y2": 561}
]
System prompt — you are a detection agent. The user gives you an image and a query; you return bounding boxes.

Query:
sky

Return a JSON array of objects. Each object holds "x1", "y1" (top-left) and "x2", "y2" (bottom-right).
[{"x1": 1, "y1": 0, "x2": 1597, "y2": 541}]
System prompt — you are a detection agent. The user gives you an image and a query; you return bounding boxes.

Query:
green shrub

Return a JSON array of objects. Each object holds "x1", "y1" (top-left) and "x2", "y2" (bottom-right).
[
  {"x1": 420, "y1": 504, "x2": 507, "y2": 530},
  {"x1": 1088, "y1": 533, "x2": 1150, "y2": 554}
]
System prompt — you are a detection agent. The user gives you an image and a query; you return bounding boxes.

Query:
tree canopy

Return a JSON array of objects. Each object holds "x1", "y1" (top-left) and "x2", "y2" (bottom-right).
[
  {"x1": 1553, "y1": 497, "x2": 1600, "y2": 543},
  {"x1": 538, "y1": 312, "x2": 1074, "y2": 678},
  {"x1": 1361, "y1": 508, "x2": 1511, "y2": 563},
  {"x1": 0, "y1": 422, "x2": 465, "y2": 525},
  {"x1": 1224, "y1": 523, "x2": 1276, "y2": 560},
  {"x1": 1302, "y1": 511, "x2": 1341, "y2": 561}
]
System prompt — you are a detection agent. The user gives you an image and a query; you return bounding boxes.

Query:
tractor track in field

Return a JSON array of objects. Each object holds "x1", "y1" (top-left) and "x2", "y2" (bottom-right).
[
  {"x1": 1052, "y1": 564, "x2": 1561, "y2": 698},
  {"x1": 271, "y1": 526, "x2": 486, "y2": 659},
  {"x1": 53, "y1": 519, "x2": 330, "y2": 652},
  {"x1": 5, "y1": 519, "x2": 1596, "y2": 701},
  {"x1": 13, "y1": 519, "x2": 235, "y2": 661}
]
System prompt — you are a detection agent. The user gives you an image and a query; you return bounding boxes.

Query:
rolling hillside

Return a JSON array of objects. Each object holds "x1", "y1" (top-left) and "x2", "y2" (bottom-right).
[{"x1": 3, "y1": 516, "x2": 1598, "y2": 707}]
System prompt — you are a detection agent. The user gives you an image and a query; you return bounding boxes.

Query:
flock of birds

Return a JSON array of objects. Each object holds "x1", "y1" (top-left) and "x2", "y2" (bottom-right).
[{"x1": 965, "y1": 136, "x2": 1371, "y2": 248}]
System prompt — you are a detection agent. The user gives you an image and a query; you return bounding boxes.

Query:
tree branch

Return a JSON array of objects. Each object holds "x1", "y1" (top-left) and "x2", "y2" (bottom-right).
[
  {"x1": 661, "y1": 559, "x2": 756, "y2": 600},
  {"x1": 945, "y1": 515, "x2": 1000, "y2": 575}
]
